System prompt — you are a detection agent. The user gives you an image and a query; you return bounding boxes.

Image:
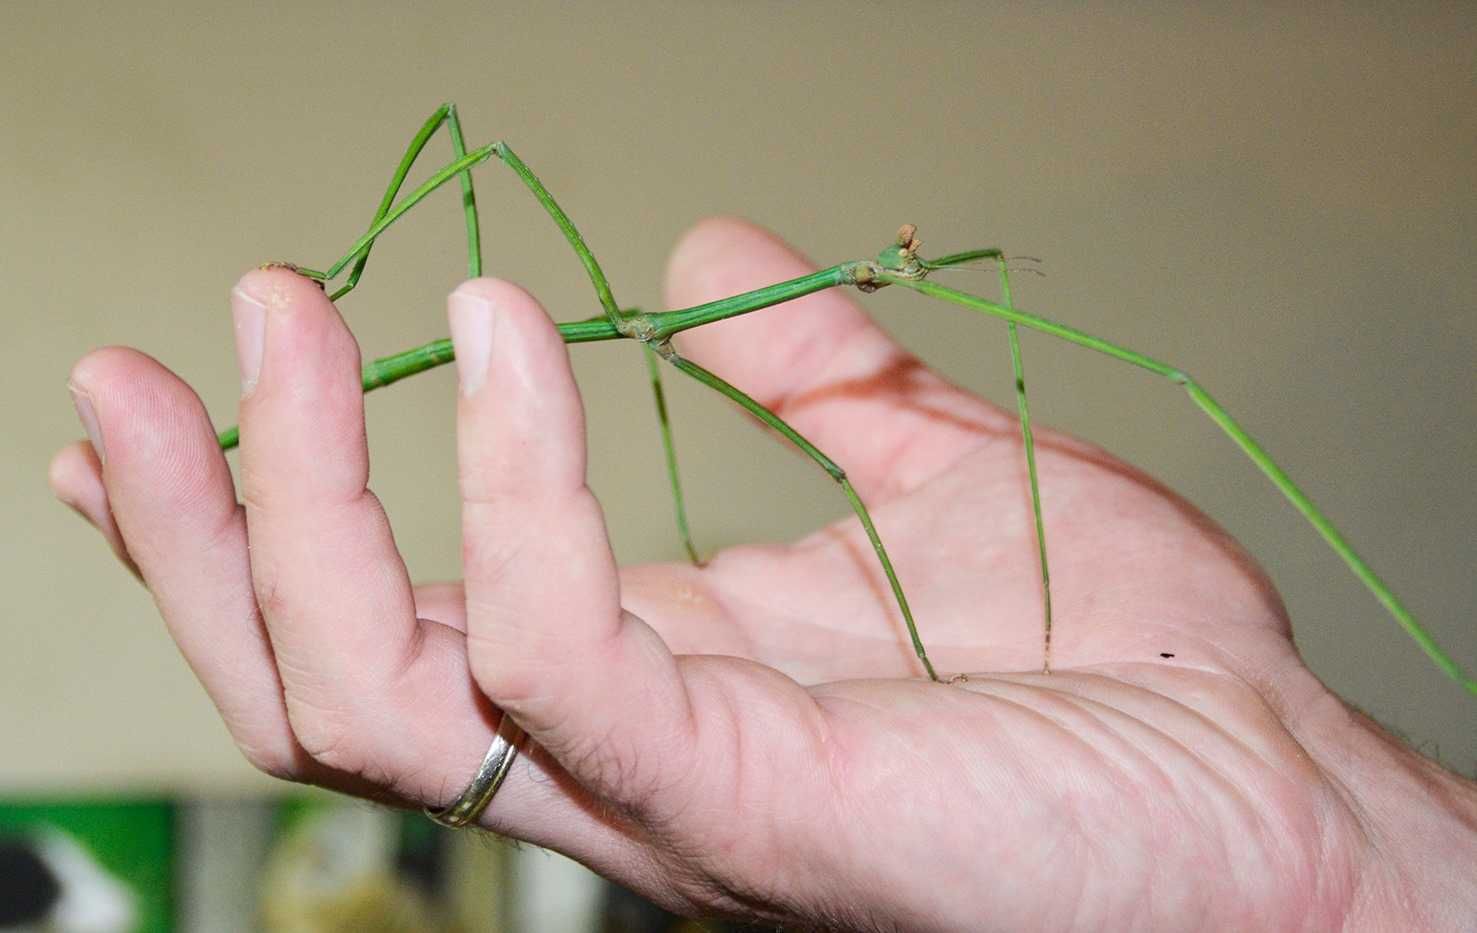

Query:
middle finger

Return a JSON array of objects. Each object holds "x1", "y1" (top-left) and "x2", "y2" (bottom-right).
[{"x1": 233, "y1": 268, "x2": 423, "y2": 760}]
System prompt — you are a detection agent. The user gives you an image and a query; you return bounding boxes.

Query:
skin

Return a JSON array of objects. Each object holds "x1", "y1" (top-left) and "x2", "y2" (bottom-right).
[{"x1": 52, "y1": 217, "x2": 1476, "y2": 930}]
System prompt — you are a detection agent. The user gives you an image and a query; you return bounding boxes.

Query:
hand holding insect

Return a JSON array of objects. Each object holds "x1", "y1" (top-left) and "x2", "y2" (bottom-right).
[{"x1": 52, "y1": 214, "x2": 1477, "y2": 928}]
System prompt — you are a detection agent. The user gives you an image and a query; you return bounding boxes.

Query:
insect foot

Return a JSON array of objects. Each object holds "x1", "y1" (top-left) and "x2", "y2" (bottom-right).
[{"x1": 258, "y1": 261, "x2": 327, "y2": 289}]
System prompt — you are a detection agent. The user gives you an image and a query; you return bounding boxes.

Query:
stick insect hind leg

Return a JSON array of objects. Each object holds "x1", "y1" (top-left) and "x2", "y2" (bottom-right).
[
  {"x1": 215, "y1": 104, "x2": 486, "y2": 450},
  {"x1": 256, "y1": 119, "x2": 704, "y2": 562},
  {"x1": 333, "y1": 102, "x2": 484, "y2": 300},
  {"x1": 245, "y1": 102, "x2": 486, "y2": 305}
]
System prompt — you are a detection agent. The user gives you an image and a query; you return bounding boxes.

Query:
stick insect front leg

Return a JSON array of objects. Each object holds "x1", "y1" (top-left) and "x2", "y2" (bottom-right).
[
  {"x1": 653, "y1": 342, "x2": 941, "y2": 683},
  {"x1": 911, "y1": 230, "x2": 1056, "y2": 674},
  {"x1": 881, "y1": 269, "x2": 1477, "y2": 698},
  {"x1": 643, "y1": 343, "x2": 702, "y2": 564},
  {"x1": 994, "y1": 252, "x2": 1054, "y2": 674}
]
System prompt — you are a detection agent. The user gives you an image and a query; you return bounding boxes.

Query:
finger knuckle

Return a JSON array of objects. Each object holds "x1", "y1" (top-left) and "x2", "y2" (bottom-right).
[
  {"x1": 292, "y1": 718, "x2": 355, "y2": 774},
  {"x1": 463, "y1": 625, "x2": 534, "y2": 702},
  {"x1": 281, "y1": 687, "x2": 416, "y2": 794},
  {"x1": 252, "y1": 569, "x2": 289, "y2": 621},
  {"x1": 277, "y1": 685, "x2": 361, "y2": 771},
  {"x1": 563, "y1": 727, "x2": 675, "y2": 823}
]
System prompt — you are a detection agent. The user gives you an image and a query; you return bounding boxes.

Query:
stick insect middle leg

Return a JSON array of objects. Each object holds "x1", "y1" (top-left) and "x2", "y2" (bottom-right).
[
  {"x1": 468, "y1": 146, "x2": 701, "y2": 563},
  {"x1": 460, "y1": 144, "x2": 705, "y2": 563},
  {"x1": 655, "y1": 343, "x2": 941, "y2": 682},
  {"x1": 450, "y1": 143, "x2": 705, "y2": 563}
]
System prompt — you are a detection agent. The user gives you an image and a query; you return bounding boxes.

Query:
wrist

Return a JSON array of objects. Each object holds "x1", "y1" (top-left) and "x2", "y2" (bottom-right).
[{"x1": 1294, "y1": 686, "x2": 1477, "y2": 929}]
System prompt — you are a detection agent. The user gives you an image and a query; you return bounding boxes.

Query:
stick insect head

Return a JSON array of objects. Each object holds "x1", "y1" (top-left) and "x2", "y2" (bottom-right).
[{"x1": 874, "y1": 224, "x2": 925, "y2": 275}]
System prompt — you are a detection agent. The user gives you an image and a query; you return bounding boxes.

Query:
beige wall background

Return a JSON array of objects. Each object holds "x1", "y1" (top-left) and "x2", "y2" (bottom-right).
[{"x1": 2, "y1": 1, "x2": 1473, "y2": 793}]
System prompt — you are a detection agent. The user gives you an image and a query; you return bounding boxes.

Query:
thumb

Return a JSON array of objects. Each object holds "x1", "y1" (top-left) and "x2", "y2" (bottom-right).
[
  {"x1": 664, "y1": 216, "x2": 1007, "y2": 501},
  {"x1": 448, "y1": 278, "x2": 696, "y2": 806}
]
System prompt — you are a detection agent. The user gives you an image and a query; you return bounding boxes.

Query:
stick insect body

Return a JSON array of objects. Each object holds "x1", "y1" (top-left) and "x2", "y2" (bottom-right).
[{"x1": 214, "y1": 103, "x2": 1476, "y2": 698}]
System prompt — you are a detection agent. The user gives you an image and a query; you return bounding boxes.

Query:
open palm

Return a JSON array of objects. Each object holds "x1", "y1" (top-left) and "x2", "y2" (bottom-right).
[{"x1": 53, "y1": 217, "x2": 1473, "y2": 930}]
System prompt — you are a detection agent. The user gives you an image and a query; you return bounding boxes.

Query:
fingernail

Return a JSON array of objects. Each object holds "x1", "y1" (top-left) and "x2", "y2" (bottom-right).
[
  {"x1": 69, "y1": 386, "x2": 106, "y2": 464},
  {"x1": 448, "y1": 286, "x2": 496, "y2": 396},
  {"x1": 231, "y1": 285, "x2": 268, "y2": 396}
]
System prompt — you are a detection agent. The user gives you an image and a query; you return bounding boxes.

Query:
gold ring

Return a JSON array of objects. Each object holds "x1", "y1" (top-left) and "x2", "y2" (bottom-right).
[{"x1": 424, "y1": 714, "x2": 524, "y2": 828}]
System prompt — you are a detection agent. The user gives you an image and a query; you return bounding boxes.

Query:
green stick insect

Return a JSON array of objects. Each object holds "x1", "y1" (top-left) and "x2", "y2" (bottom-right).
[{"x1": 215, "y1": 103, "x2": 1476, "y2": 697}]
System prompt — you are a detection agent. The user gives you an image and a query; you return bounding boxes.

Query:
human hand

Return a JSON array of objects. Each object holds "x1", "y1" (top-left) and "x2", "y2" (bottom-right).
[{"x1": 52, "y1": 217, "x2": 1477, "y2": 930}]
